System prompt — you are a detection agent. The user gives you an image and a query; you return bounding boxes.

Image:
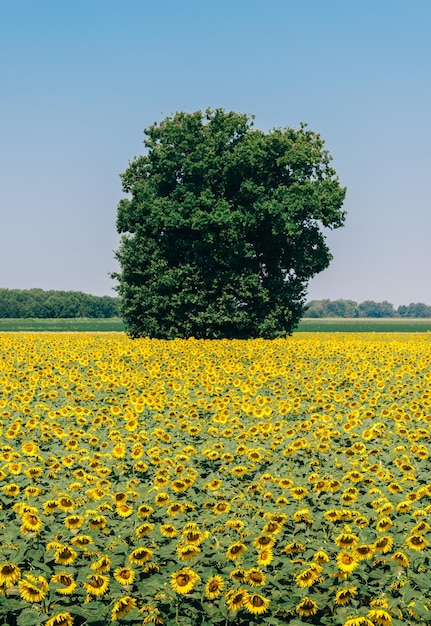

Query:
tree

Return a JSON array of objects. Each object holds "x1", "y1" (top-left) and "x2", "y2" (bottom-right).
[
  {"x1": 113, "y1": 109, "x2": 346, "y2": 338},
  {"x1": 304, "y1": 299, "x2": 359, "y2": 318},
  {"x1": 358, "y1": 300, "x2": 397, "y2": 318},
  {"x1": 398, "y1": 302, "x2": 431, "y2": 317}
]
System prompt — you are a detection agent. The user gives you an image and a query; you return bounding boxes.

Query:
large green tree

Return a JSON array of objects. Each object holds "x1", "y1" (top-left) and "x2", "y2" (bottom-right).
[{"x1": 113, "y1": 109, "x2": 346, "y2": 338}]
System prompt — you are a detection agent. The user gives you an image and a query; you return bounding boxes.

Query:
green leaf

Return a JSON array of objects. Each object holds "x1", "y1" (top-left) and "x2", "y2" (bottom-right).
[{"x1": 17, "y1": 608, "x2": 45, "y2": 626}]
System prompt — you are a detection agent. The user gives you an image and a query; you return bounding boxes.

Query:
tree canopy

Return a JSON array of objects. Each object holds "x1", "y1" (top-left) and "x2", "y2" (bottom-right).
[{"x1": 113, "y1": 109, "x2": 346, "y2": 338}]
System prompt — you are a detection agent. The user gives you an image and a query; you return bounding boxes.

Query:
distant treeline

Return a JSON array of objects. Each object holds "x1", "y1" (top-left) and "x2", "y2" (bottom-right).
[
  {"x1": 305, "y1": 299, "x2": 431, "y2": 318},
  {"x1": 2, "y1": 290, "x2": 431, "y2": 320},
  {"x1": 0, "y1": 289, "x2": 120, "y2": 318}
]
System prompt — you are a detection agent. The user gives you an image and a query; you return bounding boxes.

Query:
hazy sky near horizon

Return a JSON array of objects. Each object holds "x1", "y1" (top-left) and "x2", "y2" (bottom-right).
[{"x1": 1, "y1": 0, "x2": 430, "y2": 306}]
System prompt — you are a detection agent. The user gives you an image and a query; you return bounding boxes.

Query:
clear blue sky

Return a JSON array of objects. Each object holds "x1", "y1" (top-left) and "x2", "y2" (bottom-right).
[{"x1": 1, "y1": 0, "x2": 430, "y2": 306}]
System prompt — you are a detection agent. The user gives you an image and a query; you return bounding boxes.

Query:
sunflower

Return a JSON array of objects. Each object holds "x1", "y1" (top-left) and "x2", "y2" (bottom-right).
[
  {"x1": 391, "y1": 551, "x2": 410, "y2": 567},
  {"x1": 313, "y1": 550, "x2": 330, "y2": 564},
  {"x1": 367, "y1": 608, "x2": 393, "y2": 625},
  {"x1": 354, "y1": 544, "x2": 375, "y2": 560},
  {"x1": 231, "y1": 465, "x2": 249, "y2": 477},
  {"x1": 257, "y1": 547, "x2": 274, "y2": 566},
  {"x1": 406, "y1": 534, "x2": 429, "y2": 551},
  {"x1": 243, "y1": 592, "x2": 270, "y2": 615},
  {"x1": 64, "y1": 515, "x2": 84, "y2": 530},
  {"x1": 154, "y1": 493, "x2": 170, "y2": 507},
  {"x1": 396, "y1": 501, "x2": 411, "y2": 513},
  {"x1": 335, "y1": 532, "x2": 359, "y2": 549},
  {"x1": 89, "y1": 555, "x2": 111, "y2": 573},
  {"x1": 25, "y1": 466, "x2": 43, "y2": 478},
  {"x1": 387, "y1": 482, "x2": 403, "y2": 494},
  {"x1": 117, "y1": 503, "x2": 134, "y2": 518},
  {"x1": 2, "y1": 483, "x2": 20, "y2": 496},
  {"x1": 226, "y1": 542, "x2": 247, "y2": 561},
  {"x1": 324, "y1": 509, "x2": 340, "y2": 522},
  {"x1": 225, "y1": 519, "x2": 245, "y2": 532},
  {"x1": 296, "y1": 596, "x2": 318, "y2": 616},
  {"x1": 143, "y1": 563, "x2": 160, "y2": 575},
  {"x1": 160, "y1": 524, "x2": 178, "y2": 538},
  {"x1": 88, "y1": 514, "x2": 107, "y2": 530},
  {"x1": 327, "y1": 479, "x2": 342, "y2": 492},
  {"x1": 111, "y1": 595, "x2": 137, "y2": 621},
  {"x1": 136, "y1": 523, "x2": 155, "y2": 537},
  {"x1": 58, "y1": 496, "x2": 75, "y2": 512},
  {"x1": 114, "y1": 566, "x2": 136, "y2": 586},
  {"x1": 377, "y1": 503, "x2": 394, "y2": 516},
  {"x1": 45, "y1": 613, "x2": 73, "y2": 626},
  {"x1": 295, "y1": 565, "x2": 321, "y2": 588},
  {"x1": 344, "y1": 617, "x2": 375, "y2": 626},
  {"x1": 171, "y1": 479, "x2": 188, "y2": 492},
  {"x1": 204, "y1": 575, "x2": 224, "y2": 599},
  {"x1": 354, "y1": 516, "x2": 369, "y2": 528},
  {"x1": 290, "y1": 486, "x2": 309, "y2": 499},
  {"x1": 129, "y1": 547, "x2": 153, "y2": 565},
  {"x1": 276, "y1": 496, "x2": 289, "y2": 506},
  {"x1": 225, "y1": 587, "x2": 247, "y2": 611},
  {"x1": 376, "y1": 517, "x2": 392, "y2": 532},
  {"x1": 373, "y1": 535, "x2": 393, "y2": 553},
  {"x1": 21, "y1": 441, "x2": 39, "y2": 456},
  {"x1": 18, "y1": 574, "x2": 49, "y2": 602},
  {"x1": 246, "y1": 568, "x2": 266, "y2": 586},
  {"x1": 207, "y1": 479, "x2": 223, "y2": 490},
  {"x1": 84, "y1": 573, "x2": 109, "y2": 596},
  {"x1": 24, "y1": 486, "x2": 41, "y2": 498},
  {"x1": 71, "y1": 534, "x2": 93, "y2": 549},
  {"x1": 182, "y1": 528, "x2": 205, "y2": 545},
  {"x1": 230, "y1": 567, "x2": 248, "y2": 583},
  {"x1": 213, "y1": 501, "x2": 231, "y2": 514},
  {"x1": 411, "y1": 520, "x2": 431, "y2": 534},
  {"x1": 177, "y1": 543, "x2": 201, "y2": 561},
  {"x1": 253, "y1": 535, "x2": 275, "y2": 550},
  {"x1": 0, "y1": 563, "x2": 21, "y2": 587},
  {"x1": 370, "y1": 598, "x2": 389, "y2": 609},
  {"x1": 171, "y1": 568, "x2": 200, "y2": 594},
  {"x1": 54, "y1": 546, "x2": 78, "y2": 566},
  {"x1": 336, "y1": 552, "x2": 358, "y2": 573},
  {"x1": 136, "y1": 502, "x2": 154, "y2": 517},
  {"x1": 262, "y1": 520, "x2": 284, "y2": 534},
  {"x1": 166, "y1": 502, "x2": 184, "y2": 517},
  {"x1": 335, "y1": 587, "x2": 358, "y2": 605},
  {"x1": 284, "y1": 541, "x2": 306, "y2": 555},
  {"x1": 134, "y1": 460, "x2": 149, "y2": 472},
  {"x1": 51, "y1": 573, "x2": 77, "y2": 595},
  {"x1": 293, "y1": 508, "x2": 312, "y2": 523},
  {"x1": 14, "y1": 503, "x2": 38, "y2": 515}
]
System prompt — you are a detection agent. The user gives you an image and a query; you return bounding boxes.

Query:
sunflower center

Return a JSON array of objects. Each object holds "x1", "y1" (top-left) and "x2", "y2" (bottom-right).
[{"x1": 177, "y1": 574, "x2": 190, "y2": 586}]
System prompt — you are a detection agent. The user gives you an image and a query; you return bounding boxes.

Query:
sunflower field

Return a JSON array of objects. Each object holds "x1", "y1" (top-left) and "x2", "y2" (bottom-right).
[{"x1": 1, "y1": 333, "x2": 431, "y2": 626}]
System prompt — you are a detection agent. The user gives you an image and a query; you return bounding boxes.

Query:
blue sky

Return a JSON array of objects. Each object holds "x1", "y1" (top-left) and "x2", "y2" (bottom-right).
[{"x1": 1, "y1": 0, "x2": 430, "y2": 306}]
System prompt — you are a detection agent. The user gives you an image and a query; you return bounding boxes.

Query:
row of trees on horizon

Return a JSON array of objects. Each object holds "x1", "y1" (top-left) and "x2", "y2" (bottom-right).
[
  {"x1": 304, "y1": 298, "x2": 431, "y2": 318},
  {"x1": 0, "y1": 289, "x2": 119, "y2": 318},
  {"x1": 1, "y1": 290, "x2": 431, "y2": 320}
]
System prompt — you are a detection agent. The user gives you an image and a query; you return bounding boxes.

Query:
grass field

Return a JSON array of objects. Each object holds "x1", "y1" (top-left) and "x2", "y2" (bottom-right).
[
  {"x1": 0, "y1": 317, "x2": 126, "y2": 332},
  {"x1": 1, "y1": 317, "x2": 431, "y2": 333},
  {"x1": 297, "y1": 318, "x2": 431, "y2": 332}
]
